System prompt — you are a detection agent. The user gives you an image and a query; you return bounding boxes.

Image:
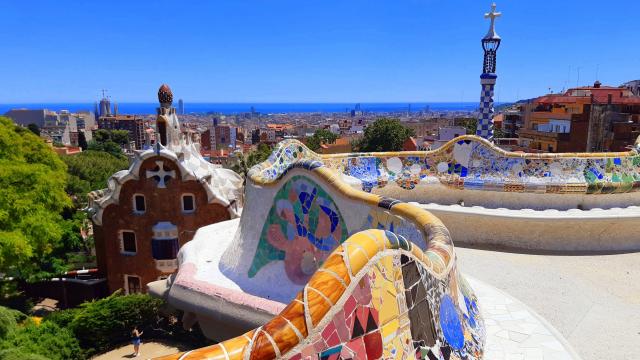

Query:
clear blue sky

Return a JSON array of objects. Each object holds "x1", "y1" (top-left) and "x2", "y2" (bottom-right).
[{"x1": 1, "y1": 0, "x2": 638, "y2": 103}]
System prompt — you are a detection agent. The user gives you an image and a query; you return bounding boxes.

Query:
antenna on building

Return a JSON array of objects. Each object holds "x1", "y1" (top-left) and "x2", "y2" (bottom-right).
[
  {"x1": 595, "y1": 63, "x2": 600, "y2": 82},
  {"x1": 576, "y1": 67, "x2": 581, "y2": 87}
]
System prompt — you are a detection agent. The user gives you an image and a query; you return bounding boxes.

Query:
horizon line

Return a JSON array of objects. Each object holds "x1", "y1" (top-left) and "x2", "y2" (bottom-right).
[{"x1": 0, "y1": 101, "x2": 514, "y2": 105}]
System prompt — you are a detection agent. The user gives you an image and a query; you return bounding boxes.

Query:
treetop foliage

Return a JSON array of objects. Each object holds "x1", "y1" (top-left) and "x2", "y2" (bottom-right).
[
  {"x1": 63, "y1": 150, "x2": 129, "y2": 205},
  {"x1": 305, "y1": 128, "x2": 338, "y2": 152},
  {"x1": 0, "y1": 306, "x2": 82, "y2": 360},
  {"x1": 353, "y1": 117, "x2": 415, "y2": 152},
  {"x1": 0, "y1": 117, "x2": 74, "y2": 279},
  {"x1": 86, "y1": 129, "x2": 129, "y2": 158},
  {"x1": 230, "y1": 143, "x2": 273, "y2": 179}
]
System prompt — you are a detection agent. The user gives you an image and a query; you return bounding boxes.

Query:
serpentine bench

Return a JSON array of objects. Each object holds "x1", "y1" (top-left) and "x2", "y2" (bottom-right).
[
  {"x1": 150, "y1": 141, "x2": 485, "y2": 359},
  {"x1": 313, "y1": 135, "x2": 640, "y2": 251}
]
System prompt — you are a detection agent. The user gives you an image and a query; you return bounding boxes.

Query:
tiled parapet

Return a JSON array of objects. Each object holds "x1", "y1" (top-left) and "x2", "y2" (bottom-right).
[
  {"x1": 252, "y1": 136, "x2": 640, "y2": 195},
  {"x1": 156, "y1": 229, "x2": 484, "y2": 360}
]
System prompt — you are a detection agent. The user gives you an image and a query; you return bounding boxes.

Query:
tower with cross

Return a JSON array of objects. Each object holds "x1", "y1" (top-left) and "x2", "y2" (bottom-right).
[{"x1": 476, "y1": 3, "x2": 502, "y2": 141}]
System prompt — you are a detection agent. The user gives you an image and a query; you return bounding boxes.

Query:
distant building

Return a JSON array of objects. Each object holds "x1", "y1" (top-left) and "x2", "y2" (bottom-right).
[
  {"x1": 623, "y1": 80, "x2": 640, "y2": 97},
  {"x1": 4, "y1": 109, "x2": 48, "y2": 127},
  {"x1": 88, "y1": 84, "x2": 242, "y2": 294},
  {"x1": 201, "y1": 128, "x2": 212, "y2": 150},
  {"x1": 499, "y1": 104, "x2": 528, "y2": 138},
  {"x1": 98, "y1": 114, "x2": 146, "y2": 150},
  {"x1": 209, "y1": 123, "x2": 237, "y2": 150},
  {"x1": 517, "y1": 82, "x2": 640, "y2": 152},
  {"x1": 402, "y1": 137, "x2": 418, "y2": 151},
  {"x1": 251, "y1": 128, "x2": 261, "y2": 144},
  {"x1": 6, "y1": 108, "x2": 96, "y2": 146},
  {"x1": 52, "y1": 145, "x2": 82, "y2": 156},
  {"x1": 178, "y1": 99, "x2": 184, "y2": 115},
  {"x1": 41, "y1": 124, "x2": 73, "y2": 145},
  {"x1": 99, "y1": 97, "x2": 111, "y2": 117},
  {"x1": 432, "y1": 126, "x2": 467, "y2": 149},
  {"x1": 316, "y1": 136, "x2": 354, "y2": 154}
]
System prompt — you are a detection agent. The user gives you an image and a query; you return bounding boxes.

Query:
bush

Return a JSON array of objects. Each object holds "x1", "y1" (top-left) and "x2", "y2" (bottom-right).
[
  {"x1": 67, "y1": 291, "x2": 164, "y2": 354},
  {"x1": 0, "y1": 348, "x2": 49, "y2": 360},
  {"x1": 42, "y1": 293, "x2": 209, "y2": 356},
  {"x1": 42, "y1": 308, "x2": 78, "y2": 328},
  {"x1": 0, "y1": 307, "x2": 17, "y2": 338},
  {"x1": 0, "y1": 321, "x2": 83, "y2": 360}
]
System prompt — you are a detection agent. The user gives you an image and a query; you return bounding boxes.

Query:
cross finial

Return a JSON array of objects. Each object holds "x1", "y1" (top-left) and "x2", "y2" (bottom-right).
[
  {"x1": 146, "y1": 160, "x2": 176, "y2": 188},
  {"x1": 484, "y1": 3, "x2": 502, "y2": 39}
]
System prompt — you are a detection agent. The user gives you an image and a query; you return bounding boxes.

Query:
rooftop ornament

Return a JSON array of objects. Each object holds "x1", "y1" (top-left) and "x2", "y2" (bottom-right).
[{"x1": 158, "y1": 83, "x2": 173, "y2": 107}]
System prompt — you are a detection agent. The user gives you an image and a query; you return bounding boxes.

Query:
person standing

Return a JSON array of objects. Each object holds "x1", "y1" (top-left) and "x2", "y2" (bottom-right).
[{"x1": 131, "y1": 326, "x2": 143, "y2": 357}]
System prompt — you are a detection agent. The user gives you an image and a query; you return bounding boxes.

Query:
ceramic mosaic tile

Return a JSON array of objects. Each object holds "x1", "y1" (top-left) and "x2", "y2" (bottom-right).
[
  {"x1": 249, "y1": 175, "x2": 349, "y2": 284},
  {"x1": 251, "y1": 138, "x2": 640, "y2": 195}
]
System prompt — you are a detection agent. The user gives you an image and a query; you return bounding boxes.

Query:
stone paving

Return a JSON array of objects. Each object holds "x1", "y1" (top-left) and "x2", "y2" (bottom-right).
[{"x1": 469, "y1": 277, "x2": 581, "y2": 360}]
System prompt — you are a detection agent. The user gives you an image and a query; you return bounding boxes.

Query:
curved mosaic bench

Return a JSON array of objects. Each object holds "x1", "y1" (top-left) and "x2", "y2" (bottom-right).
[
  {"x1": 151, "y1": 139, "x2": 486, "y2": 359},
  {"x1": 157, "y1": 229, "x2": 484, "y2": 360},
  {"x1": 245, "y1": 138, "x2": 640, "y2": 251},
  {"x1": 327, "y1": 135, "x2": 640, "y2": 195},
  {"x1": 250, "y1": 136, "x2": 640, "y2": 202}
]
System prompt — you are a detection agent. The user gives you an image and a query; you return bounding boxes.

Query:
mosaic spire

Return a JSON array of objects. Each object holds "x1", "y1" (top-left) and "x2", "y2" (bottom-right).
[{"x1": 476, "y1": 3, "x2": 502, "y2": 141}]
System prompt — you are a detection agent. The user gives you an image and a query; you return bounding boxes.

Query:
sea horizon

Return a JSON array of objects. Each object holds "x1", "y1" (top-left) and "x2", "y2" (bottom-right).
[{"x1": 0, "y1": 102, "x2": 493, "y2": 115}]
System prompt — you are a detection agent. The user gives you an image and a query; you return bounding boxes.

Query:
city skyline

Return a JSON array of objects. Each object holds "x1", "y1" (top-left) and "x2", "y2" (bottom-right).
[{"x1": 2, "y1": 0, "x2": 638, "y2": 103}]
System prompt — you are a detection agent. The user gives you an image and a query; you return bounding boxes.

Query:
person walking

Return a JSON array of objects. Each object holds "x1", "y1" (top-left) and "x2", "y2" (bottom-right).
[{"x1": 131, "y1": 326, "x2": 143, "y2": 357}]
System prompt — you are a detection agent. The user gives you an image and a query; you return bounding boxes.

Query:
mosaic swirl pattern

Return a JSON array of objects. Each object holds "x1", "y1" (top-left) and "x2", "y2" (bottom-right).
[
  {"x1": 251, "y1": 136, "x2": 640, "y2": 195},
  {"x1": 249, "y1": 176, "x2": 349, "y2": 284},
  {"x1": 156, "y1": 230, "x2": 484, "y2": 360}
]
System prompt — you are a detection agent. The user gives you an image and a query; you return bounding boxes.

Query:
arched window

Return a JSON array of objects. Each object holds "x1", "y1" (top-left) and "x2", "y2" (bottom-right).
[
  {"x1": 182, "y1": 194, "x2": 196, "y2": 213},
  {"x1": 133, "y1": 194, "x2": 146, "y2": 214}
]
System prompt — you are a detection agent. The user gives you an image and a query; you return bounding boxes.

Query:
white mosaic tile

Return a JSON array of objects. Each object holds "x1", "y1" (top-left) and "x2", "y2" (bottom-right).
[{"x1": 467, "y1": 277, "x2": 581, "y2": 360}]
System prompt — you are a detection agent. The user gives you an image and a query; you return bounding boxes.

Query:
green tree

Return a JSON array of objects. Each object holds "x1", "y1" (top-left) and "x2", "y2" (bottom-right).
[
  {"x1": 306, "y1": 128, "x2": 338, "y2": 152},
  {"x1": 109, "y1": 130, "x2": 130, "y2": 146},
  {"x1": 62, "y1": 150, "x2": 129, "y2": 204},
  {"x1": 0, "y1": 307, "x2": 17, "y2": 338},
  {"x1": 0, "y1": 117, "x2": 75, "y2": 281},
  {"x1": 88, "y1": 129, "x2": 129, "y2": 158},
  {"x1": 43, "y1": 293, "x2": 208, "y2": 356},
  {"x1": 353, "y1": 118, "x2": 415, "y2": 152},
  {"x1": 64, "y1": 292, "x2": 164, "y2": 355},
  {"x1": 230, "y1": 143, "x2": 272, "y2": 179},
  {"x1": 0, "y1": 321, "x2": 83, "y2": 360},
  {"x1": 464, "y1": 118, "x2": 505, "y2": 138}
]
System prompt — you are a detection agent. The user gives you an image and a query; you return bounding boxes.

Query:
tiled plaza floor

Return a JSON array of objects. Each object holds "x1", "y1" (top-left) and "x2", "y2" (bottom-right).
[
  {"x1": 457, "y1": 247, "x2": 639, "y2": 360},
  {"x1": 469, "y1": 277, "x2": 581, "y2": 360}
]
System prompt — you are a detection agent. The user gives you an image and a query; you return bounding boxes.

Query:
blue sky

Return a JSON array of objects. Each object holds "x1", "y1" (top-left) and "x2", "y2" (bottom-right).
[{"x1": 1, "y1": 0, "x2": 638, "y2": 103}]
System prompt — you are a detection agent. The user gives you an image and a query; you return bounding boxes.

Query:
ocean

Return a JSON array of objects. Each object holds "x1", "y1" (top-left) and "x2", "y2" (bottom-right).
[{"x1": 0, "y1": 102, "x2": 485, "y2": 115}]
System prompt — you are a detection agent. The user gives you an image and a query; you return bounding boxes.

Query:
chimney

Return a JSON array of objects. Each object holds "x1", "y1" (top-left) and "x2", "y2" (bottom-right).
[{"x1": 594, "y1": 81, "x2": 602, "y2": 88}]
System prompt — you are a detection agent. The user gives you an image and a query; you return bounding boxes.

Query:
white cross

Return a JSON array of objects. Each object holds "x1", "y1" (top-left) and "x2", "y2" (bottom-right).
[
  {"x1": 146, "y1": 160, "x2": 176, "y2": 188},
  {"x1": 485, "y1": 3, "x2": 502, "y2": 31}
]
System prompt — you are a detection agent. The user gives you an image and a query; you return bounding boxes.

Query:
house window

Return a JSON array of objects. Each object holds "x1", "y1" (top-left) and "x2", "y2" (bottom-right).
[
  {"x1": 124, "y1": 275, "x2": 142, "y2": 294},
  {"x1": 151, "y1": 238, "x2": 179, "y2": 260},
  {"x1": 182, "y1": 194, "x2": 195, "y2": 213},
  {"x1": 120, "y1": 231, "x2": 137, "y2": 254},
  {"x1": 133, "y1": 194, "x2": 146, "y2": 213}
]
